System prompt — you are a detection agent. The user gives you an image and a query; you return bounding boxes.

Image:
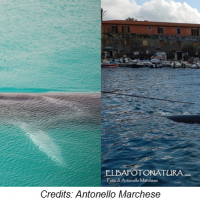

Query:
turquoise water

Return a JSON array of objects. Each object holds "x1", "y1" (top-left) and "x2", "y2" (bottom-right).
[
  {"x1": 0, "y1": 0, "x2": 100, "y2": 92},
  {"x1": 0, "y1": 0, "x2": 100, "y2": 186},
  {"x1": 0, "y1": 123, "x2": 100, "y2": 186}
]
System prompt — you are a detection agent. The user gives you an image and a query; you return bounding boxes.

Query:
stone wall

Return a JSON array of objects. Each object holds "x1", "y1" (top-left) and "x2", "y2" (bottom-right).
[{"x1": 102, "y1": 32, "x2": 200, "y2": 59}]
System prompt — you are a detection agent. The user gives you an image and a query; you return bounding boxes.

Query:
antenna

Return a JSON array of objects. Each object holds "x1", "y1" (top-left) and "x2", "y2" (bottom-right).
[
  {"x1": 101, "y1": 9, "x2": 107, "y2": 21},
  {"x1": 103, "y1": 11, "x2": 107, "y2": 16}
]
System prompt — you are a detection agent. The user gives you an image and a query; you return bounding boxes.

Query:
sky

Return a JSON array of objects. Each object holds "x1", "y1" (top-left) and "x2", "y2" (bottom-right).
[{"x1": 101, "y1": 0, "x2": 200, "y2": 23}]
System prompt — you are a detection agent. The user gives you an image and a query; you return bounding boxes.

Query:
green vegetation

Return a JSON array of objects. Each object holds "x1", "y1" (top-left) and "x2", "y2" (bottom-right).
[
  {"x1": 126, "y1": 17, "x2": 137, "y2": 21},
  {"x1": 182, "y1": 44, "x2": 196, "y2": 56}
]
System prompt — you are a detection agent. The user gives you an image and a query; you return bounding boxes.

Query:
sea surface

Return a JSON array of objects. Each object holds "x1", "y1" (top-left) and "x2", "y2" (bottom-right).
[
  {"x1": 0, "y1": 0, "x2": 100, "y2": 186},
  {"x1": 101, "y1": 67, "x2": 200, "y2": 186}
]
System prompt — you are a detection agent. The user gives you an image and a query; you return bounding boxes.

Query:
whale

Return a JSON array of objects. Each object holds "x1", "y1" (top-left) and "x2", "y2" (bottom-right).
[
  {"x1": 0, "y1": 92, "x2": 100, "y2": 166},
  {"x1": 166, "y1": 115, "x2": 200, "y2": 124}
]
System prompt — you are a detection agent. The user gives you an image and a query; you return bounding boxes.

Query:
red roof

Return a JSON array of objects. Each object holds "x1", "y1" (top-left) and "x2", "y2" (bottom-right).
[{"x1": 102, "y1": 20, "x2": 200, "y2": 28}]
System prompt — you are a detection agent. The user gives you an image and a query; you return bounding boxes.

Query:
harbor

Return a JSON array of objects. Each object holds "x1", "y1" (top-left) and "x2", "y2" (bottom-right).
[
  {"x1": 101, "y1": 18, "x2": 200, "y2": 70},
  {"x1": 101, "y1": 56, "x2": 200, "y2": 69},
  {"x1": 101, "y1": 0, "x2": 200, "y2": 193},
  {"x1": 101, "y1": 13, "x2": 200, "y2": 187}
]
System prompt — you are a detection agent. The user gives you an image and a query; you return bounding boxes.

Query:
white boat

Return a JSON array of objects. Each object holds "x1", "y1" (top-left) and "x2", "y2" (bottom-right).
[
  {"x1": 151, "y1": 52, "x2": 167, "y2": 61},
  {"x1": 162, "y1": 61, "x2": 171, "y2": 67},
  {"x1": 149, "y1": 63, "x2": 162, "y2": 68},
  {"x1": 150, "y1": 58, "x2": 162, "y2": 68},
  {"x1": 191, "y1": 62, "x2": 200, "y2": 69},
  {"x1": 170, "y1": 62, "x2": 181, "y2": 68},
  {"x1": 142, "y1": 60, "x2": 151, "y2": 67},
  {"x1": 181, "y1": 61, "x2": 192, "y2": 68}
]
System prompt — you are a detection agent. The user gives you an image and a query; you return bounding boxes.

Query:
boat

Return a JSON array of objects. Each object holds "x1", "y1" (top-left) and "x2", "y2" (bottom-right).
[
  {"x1": 131, "y1": 63, "x2": 144, "y2": 68},
  {"x1": 118, "y1": 57, "x2": 133, "y2": 67},
  {"x1": 162, "y1": 61, "x2": 171, "y2": 67},
  {"x1": 129, "y1": 59, "x2": 144, "y2": 68},
  {"x1": 170, "y1": 62, "x2": 181, "y2": 68},
  {"x1": 149, "y1": 63, "x2": 162, "y2": 68},
  {"x1": 101, "y1": 59, "x2": 119, "y2": 68},
  {"x1": 190, "y1": 63, "x2": 200, "y2": 69},
  {"x1": 151, "y1": 52, "x2": 167, "y2": 61},
  {"x1": 150, "y1": 59, "x2": 162, "y2": 68},
  {"x1": 119, "y1": 63, "x2": 133, "y2": 67},
  {"x1": 181, "y1": 61, "x2": 189, "y2": 68},
  {"x1": 141, "y1": 60, "x2": 151, "y2": 67},
  {"x1": 101, "y1": 63, "x2": 119, "y2": 68}
]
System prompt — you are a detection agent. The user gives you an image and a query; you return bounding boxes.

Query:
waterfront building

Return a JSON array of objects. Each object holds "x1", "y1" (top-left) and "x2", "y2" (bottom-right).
[{"x1": 101, "y1": 20, "x2": 200, "y2": 60}]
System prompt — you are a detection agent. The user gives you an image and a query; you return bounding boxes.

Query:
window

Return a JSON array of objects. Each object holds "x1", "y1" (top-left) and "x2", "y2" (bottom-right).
[
  {"x1": 125, "y1": 39, "x2": 130, "y2": 45},
  {"x1": 191, "y1": 28, "x2": 199, "y2": 36},
  {"x1": 147, "y1": 27, "x2": 152, "y2": 30},
  {"x1": 177, "y1": 28, "x2": 181, "y2": 35},
  {"x1": 158, "y1": 27, "x2": 164, "y2": 34},
  {"x1": 160, "y1": 40, "x2": 164, "y2": 46},
  {"x1": 143, "y1": 40, "x2": 148, "y2": 46},
  {"x1": 111, "y1": 26, "x2": 118, "y2": 33},
  {"x1": 122, "y1": 26, "x2": 130, "y2": 33}
]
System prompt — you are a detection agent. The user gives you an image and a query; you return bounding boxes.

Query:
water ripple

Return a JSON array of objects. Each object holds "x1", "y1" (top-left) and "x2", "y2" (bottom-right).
[{"x1": 102, "y1": 67, "x2": 200, "y2": 186}]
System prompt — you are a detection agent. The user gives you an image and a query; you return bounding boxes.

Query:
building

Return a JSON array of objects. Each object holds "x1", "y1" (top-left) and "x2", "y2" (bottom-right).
[{"x1": 101, "y1": 20, "x2": 200, "y2": 60}]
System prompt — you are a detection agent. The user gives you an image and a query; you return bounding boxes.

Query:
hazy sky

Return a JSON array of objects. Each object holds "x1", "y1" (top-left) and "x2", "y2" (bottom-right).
[{"x1": 101, "y1": 0, "x2": 200, "y2": 23}]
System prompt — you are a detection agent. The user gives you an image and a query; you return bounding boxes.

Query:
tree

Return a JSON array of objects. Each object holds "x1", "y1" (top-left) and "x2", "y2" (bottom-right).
[
  {"x1": 182, "y1": 44, "x2": 196, "y2": 57},
  {"x1": 126, "y1": 17, "x2": 137, "y2": 21}
]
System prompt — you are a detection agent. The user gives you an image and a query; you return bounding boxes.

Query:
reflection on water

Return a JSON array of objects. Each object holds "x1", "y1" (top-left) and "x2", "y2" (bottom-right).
[{"x1": 102, "y1": 67, "x2": 200, "y2": 186}]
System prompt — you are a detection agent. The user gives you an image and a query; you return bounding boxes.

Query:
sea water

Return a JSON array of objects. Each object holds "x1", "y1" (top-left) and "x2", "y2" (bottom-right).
[
  {"x1": 0, "y1": 0, "x2": 100, "y2": 186},
  {"x1": 102, "y1": 67, "x2": 200, "y2": 186}
]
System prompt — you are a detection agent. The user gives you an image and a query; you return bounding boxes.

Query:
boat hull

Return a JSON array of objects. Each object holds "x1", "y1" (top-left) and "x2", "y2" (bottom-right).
[
  {"x1": 101, "y1": 63, "x2": 119, "y2": 68},
  {"x1": 131, "y1": 64, "x2": 143, "y2": 68}
]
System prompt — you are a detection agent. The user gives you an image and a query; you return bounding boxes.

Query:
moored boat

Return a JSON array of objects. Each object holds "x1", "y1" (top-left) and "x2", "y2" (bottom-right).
[
  {"x1": 170, "y1": 61, "x2": 181, "y2": 68},
  {"x1": 162, "y1": 61, "x2": 171, "y2": 67},
  {"x1": 131, "y1": 63, "x2": 144, "y2": 68},
  {"x1": 101, "y1": 63, "x2": 119, "y2": 68},
  {"x1": 150, "y1": 58, "x2": 162, "y2": 68},
  {"x1": 190, "y1": 62, "x2": 200, "y2": 69},
  {"x1": 129, "y1": 59, "x2": 144, "y2": 68},
  {"x1": 119, "y1": 63, "x2": 133, "y2": 67},
  {"x1": 101, "y1": 59, "x2": 119, "y2": 68}
]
